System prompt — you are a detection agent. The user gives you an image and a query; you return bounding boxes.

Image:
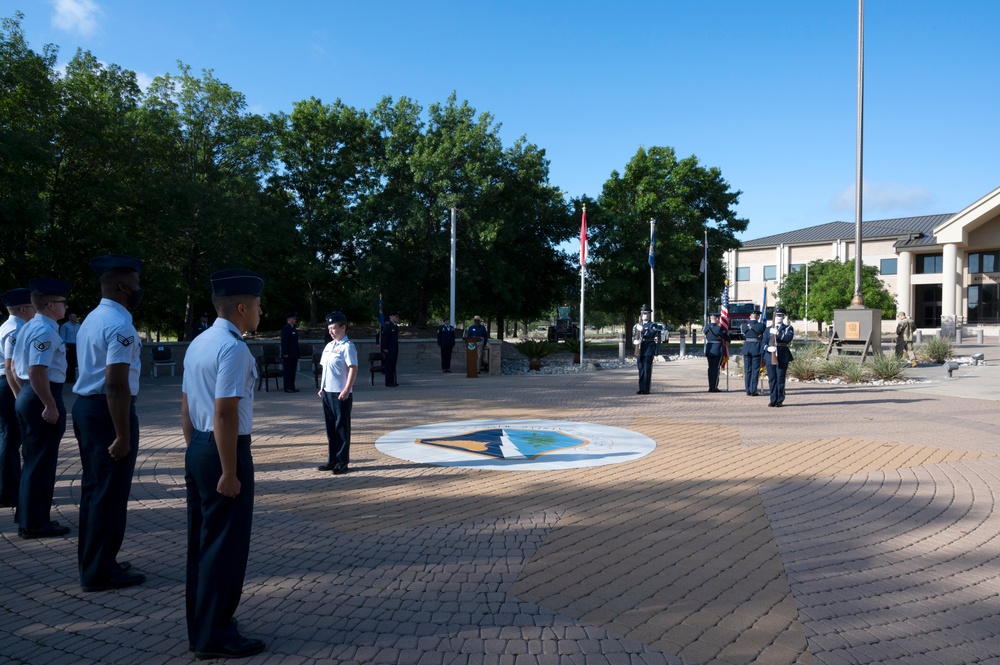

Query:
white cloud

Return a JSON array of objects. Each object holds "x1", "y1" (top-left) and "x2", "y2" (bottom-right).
[
  {"x1": 832, "y1": 181, "x2": 934, "y2": 215},
  {"x1": 51, "y1": 0, "x2": 101, "y2": 38}
]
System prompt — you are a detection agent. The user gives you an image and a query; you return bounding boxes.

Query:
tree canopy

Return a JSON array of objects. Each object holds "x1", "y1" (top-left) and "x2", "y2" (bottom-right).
[
  {"x1": 1, "y1": 13, "x2": 748, "y2": 339},
  {"x1": 776, "y1": 259, "x2": 896, "y2": 332}
]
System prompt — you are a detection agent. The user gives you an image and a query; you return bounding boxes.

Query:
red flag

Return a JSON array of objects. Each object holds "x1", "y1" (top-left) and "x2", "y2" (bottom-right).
[{"x1": 580, "y1": 207, "x2": 588, "y2": 267}]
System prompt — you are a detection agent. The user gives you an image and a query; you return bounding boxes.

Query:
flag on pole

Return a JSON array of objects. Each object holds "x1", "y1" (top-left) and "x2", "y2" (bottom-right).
[
  {"x1": 720, "y1": 281, "x2": 730, "y2": 370},
  {"x1": 648, "y1": 223, "x2": 656, "y2": 269},
  {"x1": 580, "y1": 206, "x2": 588, "y2": 267},
  {"x1": 378, "y1": 293, "x2": 384, "y2": 327},
  {"x1": 699, "y1": 238, "x2": 707, "y2": 273},
  {"x1": 760, "y1": 287, "x2": 768, "y2": 327}
]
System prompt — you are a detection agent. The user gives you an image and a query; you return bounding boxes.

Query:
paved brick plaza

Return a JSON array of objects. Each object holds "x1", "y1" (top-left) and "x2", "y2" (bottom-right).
[{"x1": 2, "y1": 354, "x2": 1000, "y2": 665}]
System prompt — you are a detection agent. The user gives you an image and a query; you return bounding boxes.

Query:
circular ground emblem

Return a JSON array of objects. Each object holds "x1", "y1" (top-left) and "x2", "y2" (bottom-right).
[{"x1": 375, "y1": 419, "x2": 656, "y2": 470}]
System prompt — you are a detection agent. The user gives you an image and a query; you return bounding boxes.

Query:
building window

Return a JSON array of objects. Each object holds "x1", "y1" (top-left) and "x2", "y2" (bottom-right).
[
  {"x1": 968, "y1": 284, "x2": 999, "y2": 323},
  {"x1": 763, "y1": 265, "x2": 777, "y2": 280},
  {"x1": 915, "y1": 254, "x2": 943, "y2": 274},
  {"x1": 736, "y1": 267, "x2": 750, "y2": 281},
  {"x1": 968, "y1": 251, "x2": 999, "y2": 274},
  {"x1": 880, "y1": 258, "x2": 897, "y2": 275},
  {"x1": 789, "y1": 263, "x2": 804, "y2": 273}
]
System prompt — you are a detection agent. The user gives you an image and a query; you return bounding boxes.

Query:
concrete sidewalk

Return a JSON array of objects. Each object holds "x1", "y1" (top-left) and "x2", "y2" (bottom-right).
[{"x1": 2, "y1": 352, "x2": 1000, "y2": 665}]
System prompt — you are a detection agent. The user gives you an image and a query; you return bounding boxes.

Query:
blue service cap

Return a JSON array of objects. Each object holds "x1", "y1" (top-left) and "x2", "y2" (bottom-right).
[
  {"x1": 91, "y1": 254, "x2": 142, "y2": 276},
  {"x1": 210, "y1": 269, "x2": 264, "y2": 297},
  {"x1": 28, "y1": 278, "x2": 72, "y2": 297},
  {"x1": 325, "y1": 311, "x2": 347, "y2": 325},
  {"x1": 775, "y1": 307, "x2": 786, "y2": 315},
  {"x1": 1, "y1": 288, "x2": 31, "y2": 307}
]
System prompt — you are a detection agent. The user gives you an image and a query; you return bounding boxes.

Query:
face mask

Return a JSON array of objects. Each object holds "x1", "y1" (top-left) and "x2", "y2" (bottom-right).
[
  {"x1": 127, "y1": 287, "x2": 144, "y2": 309},
  {"x1": 641, "y1": 314, "x2": 650, "y2": 322},
  {"x1": 773, "y1": 315, "x2": 783, "y2": 325}
]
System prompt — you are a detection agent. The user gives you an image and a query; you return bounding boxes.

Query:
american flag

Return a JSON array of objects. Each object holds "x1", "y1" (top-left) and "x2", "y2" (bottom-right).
[
  {"x1": 720, "y1": 282, "x2": 730, "y2": 370},
  {"x1": 580, "y1": 206, "x2": 587, "y2": 267}
]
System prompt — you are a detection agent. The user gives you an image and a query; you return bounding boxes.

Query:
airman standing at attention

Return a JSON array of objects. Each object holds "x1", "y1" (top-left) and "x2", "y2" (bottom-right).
[
  {"x1": 181, "y1": 269, "x2": 266, "y2": 660},
  {"x1": 703, "y1": 313, "x2": 729, "y2": 392},
  {"x1": 381, "y1": 311, "x2": 400, "y2": 387},
  {"x1": 764, "y1": 307, "x2": 795, "y2": 407},
  {"x1": 0, "y1": 288, "x2": 34, "y2": 509},
  {"x1": 72, "y1": 255, "x2": 147, "y2": 592},
  {"x1": 741, "y1": 308, "x2": 765, "y2": 396},
  {"x1": 436, "y1": 317, "x2": 456, "y2": 373},
  {"x1": 895, "y1": 311, "x2": 916, "y2": 367},
  {"x1": 280, "y1": 312, "x2": 300, "y2": 393},
  {"x1": 632, "y1": 304, "x2": 660, "y2": 395},
  {"x1": 14, "y1": 278, "x2": 72, "y2": 538}
]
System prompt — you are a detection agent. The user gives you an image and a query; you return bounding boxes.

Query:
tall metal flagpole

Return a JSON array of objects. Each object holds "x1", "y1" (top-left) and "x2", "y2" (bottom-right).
[
  {"x1": 649, "y1": 219, "x2": 656, "y2": 321},
  {"x1": 450, "y1": 207, "x2": 457, "y2": 326},
  {"x1": 851, "y1": 0, "x2": 865, "y2": 306},
  {"x1": 579, "y1": 205, "x2": 586, "y2": 366},
  {"x1": 703, "y1": 230, "x2": 709, "y2": 326}
]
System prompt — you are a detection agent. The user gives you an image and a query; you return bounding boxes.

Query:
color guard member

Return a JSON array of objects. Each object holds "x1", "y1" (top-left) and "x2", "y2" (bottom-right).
[
  {"x1": 764, "y1": 307, "x2": 795, "y2": 407},
  {"x1": 703, "y1": 313, "x2": 729, "y2": 392},
  {"x1": 181, "y1": 269, "x2": 266, "y2": 660},
  {"x1": 436, "y1": 317, "x2": 456, "y2": 372},
  {"x1": 632, "y1": 304, "x2": 660, "y2": 394},
  {"x1": 280, "y1": 312, "x2": 299, "y2": 393},
  {"x1": 72, "y1": 255, "x2": 146, "y2": 591},
  {"x1": 741, "y1": 308, "x2": 765, "y2": 396},
  {"x1": 381, "y1": 311, "x2": 399, "y2": 387}
]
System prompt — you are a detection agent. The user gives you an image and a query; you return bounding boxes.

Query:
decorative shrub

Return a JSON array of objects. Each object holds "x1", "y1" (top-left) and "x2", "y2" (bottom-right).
[
  {"x1": 918, "y1": 336, "x2": 953, "y2": 363},
  {"x1": 866, "y1": 354, "x2": 907, "y2": 381}
]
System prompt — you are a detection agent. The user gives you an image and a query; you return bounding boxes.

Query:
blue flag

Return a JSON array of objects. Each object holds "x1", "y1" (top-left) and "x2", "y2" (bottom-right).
[
  {"x1": 648, "y1": 225, "x2": 656, "y2": 269},
  {"x1": 378, "y1": 293, "x2": 384, "y2": 327}
]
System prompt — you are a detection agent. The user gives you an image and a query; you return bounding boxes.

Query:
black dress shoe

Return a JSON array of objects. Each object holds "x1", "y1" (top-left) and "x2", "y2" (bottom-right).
[
  {"x1": 332, "y1": 464, "x2": 349, "y2": 475},
  {"x1": 775, "y1": 402, "x2": 784, "y2": 407},
  {"x1": 117, "y1": 561, "x2": 131, "y2": 571},
  {"x1": 284, "y1": 388, "x2": 300, "y2": 393},
  {"x1": 19, "y1": 522, "x2": 71, "y2": 538},
  {"x1": 768, "y1": 402, "x2": 776, "y2": 407},
  {"x1": 81, "y1": 570, "x2": 146, "y2": 592},
  {"x1": 317, "y1": 462, "x2": 336, "y2": 471},
  {"x1": 0, "y1": 500, "x2": 16, "y2": 508},
  {"x1": 194, "y1": 636, "x2": 266, "y2": 660}
]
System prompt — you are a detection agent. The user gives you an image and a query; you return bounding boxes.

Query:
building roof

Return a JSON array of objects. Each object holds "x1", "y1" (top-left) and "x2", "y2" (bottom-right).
[{"x1": 742, "y1": 214, "x2": 955, "y2": 249}]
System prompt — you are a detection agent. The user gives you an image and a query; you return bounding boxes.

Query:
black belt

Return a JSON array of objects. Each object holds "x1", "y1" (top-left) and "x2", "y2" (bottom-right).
[{"x1": 79, "y1": 394, "x2": 138, "y2": 405}]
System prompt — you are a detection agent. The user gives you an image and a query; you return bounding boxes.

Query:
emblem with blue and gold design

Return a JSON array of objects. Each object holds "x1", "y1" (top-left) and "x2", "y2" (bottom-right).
[{"x1": 376, "y1": 419, "x2": 655, "y2": 470}]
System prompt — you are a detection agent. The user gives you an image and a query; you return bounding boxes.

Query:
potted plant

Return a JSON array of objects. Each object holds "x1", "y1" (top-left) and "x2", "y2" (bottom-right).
[{"x1": 515, "y1": 340, "x2": 556, "y2": 371}]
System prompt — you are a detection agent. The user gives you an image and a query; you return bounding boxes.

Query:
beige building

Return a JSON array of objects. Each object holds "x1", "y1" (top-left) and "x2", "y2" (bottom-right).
[{"x1": 726, "y1": 185, "x2": 1000, "y2": 334}]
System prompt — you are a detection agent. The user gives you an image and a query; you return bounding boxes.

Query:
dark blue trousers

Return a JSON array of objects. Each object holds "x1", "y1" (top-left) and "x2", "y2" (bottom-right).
[
  {"x1": 384, "y1": 351, "x2": 398, "y2": 385},
  {"x1": 744, "y1": 354, "x2": 762, "y2": 395},
  {"x1": 185, "y1": 431, "x2": 254, "y2": 652},
  {"x1": 707, "y1": 355, "x2": 722, "y2": 390},
  {"x1": 440, "y1": 345, "x2": 453, "y2": 371},
  {"x1": 637, "y1": 356, "x2": 653, "y2": 393},
  {"x1": 0, "y1": 381, "x2": 22, "y2": 505},
  {"x1": 15, "y1": 382, "x2": 65, "y2": 530},
  {"x1": 73, "y1": 395, "x2": 139, "y2": 585},
  {"x1": 766, "y1": 362, "x2": 788, "y2": 404},
  {"x1": 282, "y1": 358, "x2": 298, "y2": 391},
  {"x1": 321, "y1": 391, "x2": 352, "y2": 467}
]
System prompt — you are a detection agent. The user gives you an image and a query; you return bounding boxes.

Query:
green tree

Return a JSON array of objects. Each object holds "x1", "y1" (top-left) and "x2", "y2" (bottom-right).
[
  {"x1": 270, "y1": 97, "x2": 377, "y2": 324},
  {"x1": 777, "y1": 259, "x2": 896, "y2": 333},
  {"x1": 0, "y1": 12, "x2": 59, "y2": 285},
  {"x1": 140, "y1": 63, "x2": 287, "y2": 337},
  {"x1": 588, "y1": 146, "x2": 747, "y2": 343}
]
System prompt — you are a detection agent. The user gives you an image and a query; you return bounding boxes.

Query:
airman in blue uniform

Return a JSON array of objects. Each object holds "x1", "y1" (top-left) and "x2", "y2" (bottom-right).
[
  {"x1": 436, "y1": 318, "x2": 456, "y2": 372},
  {"x1": 181, "y1": 269, "x2": 266, "y2": 660},
  {"x1": 703, "y1": 313, "x2": 729, "y2": 392},
  {"x1": 381, "y1": 311, "x2": 399, "y2": 386},
  {"x1": 632, "y1": 305, "x2": 660, "y2": 394},
  {"x1": 72, "y1": 255, "x2": 146, "y2": 591},
  {"x1": 0, "y1": 288, "x2": 34, "y2": 509},
  {"x1": 764, "y1": 307, "x2": 795, "y2": 407},
  {"x1": 741, "y1": 308, "x2": 765, "y2": 396},
  {"x1": 280, "y1": 312, "x2": 300, "y2": 393},
  {"x1": 14, "y1": 278, "x2": 72, "y2": 538}
]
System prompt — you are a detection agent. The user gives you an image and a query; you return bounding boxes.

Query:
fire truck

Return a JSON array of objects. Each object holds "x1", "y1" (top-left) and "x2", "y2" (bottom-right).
[{"x1": 726, "y1": 301, "x2": 772, "y2": 339}]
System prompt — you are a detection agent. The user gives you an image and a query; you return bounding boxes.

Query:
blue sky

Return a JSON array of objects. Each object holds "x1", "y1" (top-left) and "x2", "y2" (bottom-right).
[{"x1": 7, "y1": 0, "x2": 1000, "y2": 241}]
